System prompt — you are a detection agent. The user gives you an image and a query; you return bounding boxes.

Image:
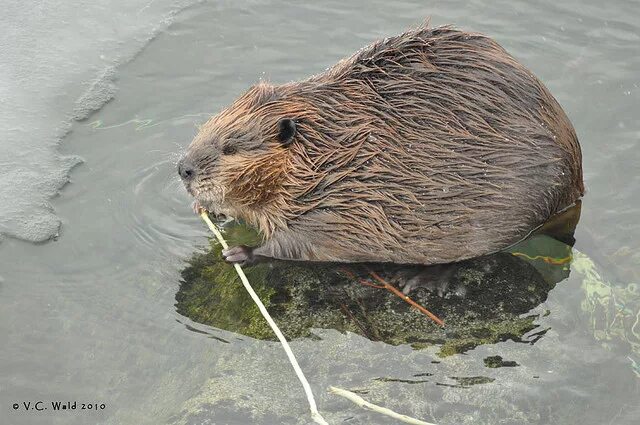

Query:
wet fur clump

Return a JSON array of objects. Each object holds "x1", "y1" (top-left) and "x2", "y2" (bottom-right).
[{"x1": 181, "y1": 25, "x2": 583, "y2": 265}]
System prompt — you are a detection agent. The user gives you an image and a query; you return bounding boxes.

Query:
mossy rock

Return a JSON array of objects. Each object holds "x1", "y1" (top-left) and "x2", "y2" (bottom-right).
[{"x1": 176, "y1": 226, "x2": 571, "y2": 357}]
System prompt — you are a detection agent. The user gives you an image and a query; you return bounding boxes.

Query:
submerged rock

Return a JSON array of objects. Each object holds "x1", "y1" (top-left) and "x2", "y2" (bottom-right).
[{"x1": 176, "y1": 222, "x2": 573, "y2": 357}]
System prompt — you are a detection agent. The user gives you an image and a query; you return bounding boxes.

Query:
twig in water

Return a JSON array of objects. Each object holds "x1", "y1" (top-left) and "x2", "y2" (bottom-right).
[
  {"x1": 329, "y1": 386, "x2": 437, "y2": 425},
  {"x1": 200, "y1": 211, "x2": 328, "y2": 425}
]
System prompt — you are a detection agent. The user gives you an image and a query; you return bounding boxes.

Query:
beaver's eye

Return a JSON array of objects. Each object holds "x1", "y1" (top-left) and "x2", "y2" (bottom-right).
[
  {"x1": 222, "y1": 144, "x2": 237, "y2": 155},
  {"x1": 277, "y1": 118, "x2": 296, "y2": 146}
]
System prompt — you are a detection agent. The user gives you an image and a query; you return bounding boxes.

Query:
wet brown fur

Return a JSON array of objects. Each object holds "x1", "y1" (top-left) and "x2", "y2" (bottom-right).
[{"x1": 184, "y1": 25, "x2": 583, "y2": 265}]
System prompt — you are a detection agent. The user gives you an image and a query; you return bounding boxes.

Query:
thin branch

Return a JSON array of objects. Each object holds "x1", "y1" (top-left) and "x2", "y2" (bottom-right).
[
  {"x1": 369, "y1": 271, "x2": 445, "y2": 327},
  {"x1": 200, "y1": 212, "x2": 328, "y2": 425},
  {"x1": 329, "y1": 386, "x2": 437, "y2": 425}
]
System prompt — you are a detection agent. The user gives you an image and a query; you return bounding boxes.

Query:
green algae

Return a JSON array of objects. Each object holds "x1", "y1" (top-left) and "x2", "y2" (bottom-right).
[
  {"x1": 174, "y1": 223, "x2": 276, "y2": 338},
  {"x1": 484, "y1": 355, "x2": 520, "y2": 368},
  {"x1": 448, "y1": 376, "x2": 496, "y2": 387}
]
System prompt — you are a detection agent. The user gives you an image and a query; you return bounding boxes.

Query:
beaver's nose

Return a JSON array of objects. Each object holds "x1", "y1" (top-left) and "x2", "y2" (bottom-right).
[{"x1": 177, "y1": 157, "x2": 197, "y2": 182}]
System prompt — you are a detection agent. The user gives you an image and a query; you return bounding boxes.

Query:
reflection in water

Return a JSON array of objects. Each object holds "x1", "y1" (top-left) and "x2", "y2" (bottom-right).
[{"x1": 176, "y1": 205, "x2": 580, "y2": 357}]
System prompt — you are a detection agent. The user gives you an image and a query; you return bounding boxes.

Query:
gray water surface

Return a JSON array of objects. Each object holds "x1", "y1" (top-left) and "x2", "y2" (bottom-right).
[{"x1": 1, "y1": 0, "x2": 639, "y2": 424}]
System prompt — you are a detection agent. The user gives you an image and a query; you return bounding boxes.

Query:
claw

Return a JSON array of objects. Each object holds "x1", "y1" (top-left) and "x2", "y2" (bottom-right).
[{"x1": 222, "y1": 245, "x2": 254, "y2": 266}]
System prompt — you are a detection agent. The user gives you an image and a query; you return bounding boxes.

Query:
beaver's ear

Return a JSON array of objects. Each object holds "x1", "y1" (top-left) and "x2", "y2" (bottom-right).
[{"x1": 277, "y1": 118, "x2": 296, "y2": 146}]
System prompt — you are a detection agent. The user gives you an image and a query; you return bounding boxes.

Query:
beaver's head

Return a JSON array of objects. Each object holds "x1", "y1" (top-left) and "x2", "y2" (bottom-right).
[{"x1": 178, "y1": 83, "x2": 303, "y2": 236}]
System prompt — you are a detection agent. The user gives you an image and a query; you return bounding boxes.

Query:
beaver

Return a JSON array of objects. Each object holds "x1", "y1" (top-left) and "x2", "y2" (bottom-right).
[{"x1": 178, "y1": 25, "x2": 583, "y2": 267}]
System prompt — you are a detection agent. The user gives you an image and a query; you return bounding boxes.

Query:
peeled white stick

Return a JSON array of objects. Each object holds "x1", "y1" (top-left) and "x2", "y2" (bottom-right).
[
  {"x1": 329, "y1": 386, "x2": 436, "y2": 425},
  {"x1": 200, "y1": 212, "x2": 329, "y2": 425}
]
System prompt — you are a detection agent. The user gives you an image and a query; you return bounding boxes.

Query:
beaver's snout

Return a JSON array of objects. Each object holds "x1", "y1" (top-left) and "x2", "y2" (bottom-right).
[{"x1": 177, "y1": 157, "x2": 197, "y2": 183}]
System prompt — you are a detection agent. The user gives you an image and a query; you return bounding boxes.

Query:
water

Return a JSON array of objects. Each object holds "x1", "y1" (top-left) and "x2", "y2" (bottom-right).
[
  {"x1": 0, "y1": 0, "x2": 205, "y2": 243},
  {"x1": 1, "y1": 0, "x2": 639, "y2": 424}
]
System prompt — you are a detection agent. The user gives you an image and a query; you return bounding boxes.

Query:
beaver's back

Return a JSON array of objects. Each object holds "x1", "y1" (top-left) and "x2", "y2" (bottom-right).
[{"x1": 280, "y1": 26, "x2": 583, "y2": 264}]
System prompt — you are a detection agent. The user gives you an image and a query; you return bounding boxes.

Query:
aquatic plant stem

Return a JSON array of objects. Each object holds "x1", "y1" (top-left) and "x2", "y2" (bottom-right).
[
  {"x1": 200, "y1": 211, "x2": 329, "y2": 425},
  {"x1": 511, "y1": 251, "x2": 572, "y2": 265},
  {"x1": 329, "y1": 386, "x2": 437, "y2": 425}
]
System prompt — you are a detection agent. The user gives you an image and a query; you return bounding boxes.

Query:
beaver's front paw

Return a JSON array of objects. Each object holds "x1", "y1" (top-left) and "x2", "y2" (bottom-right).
[{"x1": 222, "y1": 245, "x2": 255, "y2": 266}]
